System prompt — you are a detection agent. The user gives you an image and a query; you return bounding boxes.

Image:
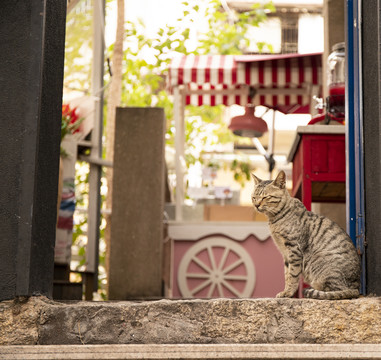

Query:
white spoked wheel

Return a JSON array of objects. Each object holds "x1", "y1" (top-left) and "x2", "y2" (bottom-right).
[{"x1": 178, "y1": 237, "x2": 255, "y2": 298}]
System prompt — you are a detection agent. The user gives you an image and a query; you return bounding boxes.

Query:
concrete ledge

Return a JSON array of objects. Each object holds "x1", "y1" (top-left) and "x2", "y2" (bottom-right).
[
  {"x1": 2, "y1": 344, "x2": 381, "y2": 360},
  {"x1": 1, "y1": 296, "x2": 381, "y2": 345}
]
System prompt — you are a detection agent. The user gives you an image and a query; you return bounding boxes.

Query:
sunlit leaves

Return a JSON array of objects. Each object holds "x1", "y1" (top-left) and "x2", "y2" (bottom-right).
[
  {"x1": 64, "y1": 5, "x2": 93, "y2": 92},
  {"x1": 113, "y1": 0, "x2": 273, "y2": 184},
  {"x1": 231, "y1": 159, "x2": 252, "y2": 187},
  {"x1": 198, "y1": 0, "x2": 274, "y2": 55}
]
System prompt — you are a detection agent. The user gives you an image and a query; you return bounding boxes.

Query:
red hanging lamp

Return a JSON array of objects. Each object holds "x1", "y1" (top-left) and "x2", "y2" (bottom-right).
[{"x1": 228, "y1": 104, "x2": 268, "y2": 138}]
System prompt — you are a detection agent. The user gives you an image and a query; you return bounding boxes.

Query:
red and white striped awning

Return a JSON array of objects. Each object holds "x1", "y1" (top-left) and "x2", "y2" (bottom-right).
[{"x1": 168, "y1": 53, "x2": 322, "y2": 114}]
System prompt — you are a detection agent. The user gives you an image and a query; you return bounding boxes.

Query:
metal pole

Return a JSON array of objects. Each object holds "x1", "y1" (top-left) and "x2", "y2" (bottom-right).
[
  {"x1": 268, "y1": 110, "x2": 276, "y2": 178},
  {"x1": 86, "y1": 0, "x2": 105, "y2": 297},
  {"x1": 174, "y1": 86, "x2": 184, "y2": 221},
  {"x1": 345, "y1": 0, "x2": 366, "y2": 293},
  {"x1": 345, "y1": 0, "x2": 357, "y2": 245},
  {"x1": 252, "y1": 138, "x2": 267, "y2": 156},
  {"x1": 268, "y1": 110, "x2": 276, "y2": 156}
]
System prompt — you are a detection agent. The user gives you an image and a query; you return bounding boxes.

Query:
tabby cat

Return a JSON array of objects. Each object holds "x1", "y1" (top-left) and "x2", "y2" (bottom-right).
[{"x1": 251, "y1": 170, "x2": 360, "y2": 300}]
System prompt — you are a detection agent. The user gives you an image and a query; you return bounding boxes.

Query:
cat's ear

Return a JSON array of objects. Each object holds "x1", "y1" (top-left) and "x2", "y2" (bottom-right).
[
  {"x1": 251, "y1": 173, "x2": 262, "y2": 186},
  {"x1": 274, "y1": 170, "x2": 286, "y2": 189}
]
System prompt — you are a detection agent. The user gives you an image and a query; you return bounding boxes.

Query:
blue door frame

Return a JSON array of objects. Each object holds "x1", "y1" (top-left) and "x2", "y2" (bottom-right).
[{"x1": 345, "y1": 0, "x2": 366, "y2": 294}]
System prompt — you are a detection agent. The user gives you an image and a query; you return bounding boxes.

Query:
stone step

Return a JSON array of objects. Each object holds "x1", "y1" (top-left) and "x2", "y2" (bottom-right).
[
  {"x1": 1, "y1": 344, "x2": 381, "y2": 360},
  {"x1": 2, "y1": 296, "x2": 381, "y2": 346}
]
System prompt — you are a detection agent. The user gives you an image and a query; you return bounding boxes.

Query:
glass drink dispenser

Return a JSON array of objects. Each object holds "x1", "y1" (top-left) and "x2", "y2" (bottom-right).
[
  {"x1": 327, "y1": 42, "x2": 345, "y2": 121},
  {"x1": 309, "y1": 42, "x2": 345, "y2": 125}
]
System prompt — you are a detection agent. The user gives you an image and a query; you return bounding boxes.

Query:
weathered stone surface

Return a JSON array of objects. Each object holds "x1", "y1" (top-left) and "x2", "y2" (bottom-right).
[
  {"x1": 0, "y1": 297, "x2": 43, "y2": 345},
  {"x1": 1, "y1": 296, "x2": 381, "y2": 345}
]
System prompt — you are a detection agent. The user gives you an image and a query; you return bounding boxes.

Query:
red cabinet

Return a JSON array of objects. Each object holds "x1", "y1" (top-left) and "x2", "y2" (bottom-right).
[{"x1": 288, "y1": 125, "x2": 346, "y2": 211}]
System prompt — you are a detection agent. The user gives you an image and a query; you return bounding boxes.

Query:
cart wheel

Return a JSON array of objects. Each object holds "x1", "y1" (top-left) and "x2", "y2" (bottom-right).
[{"x1": 178, "y1": 237, "x2": 255, "y2": 298}]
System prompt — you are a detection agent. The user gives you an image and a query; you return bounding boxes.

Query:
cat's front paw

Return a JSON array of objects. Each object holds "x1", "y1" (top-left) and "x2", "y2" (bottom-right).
[{"x1": 276, "y1": 290, "x2": 294, "y2": 298}]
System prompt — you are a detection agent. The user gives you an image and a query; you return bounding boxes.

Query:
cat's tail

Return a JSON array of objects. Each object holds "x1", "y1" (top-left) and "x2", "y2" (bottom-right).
[{"x1": 303, "y1": 288, "x2": 359, "y2": 300}]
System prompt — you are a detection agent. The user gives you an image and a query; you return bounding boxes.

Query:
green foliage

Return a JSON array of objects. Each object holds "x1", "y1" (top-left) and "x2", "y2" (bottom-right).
[
  {"x1": 230, "y1": 159, "x2": 252, "y2": 187},
  {"x1": 72, "y1": 161, "x2": 89, "y2": 271},
  {"x1": 120, "y1": 18, "x2": 193, "y2": 121},
  {"x1": 64, "y1": 4, "x2": 93, "y2": 92},
  {"x1": 65, "y1": 0, "x2": 274, "y2": 300},
  {"x1": 183, "y1": 105, "x2": 232, "y2": 166},
  {"x1": 198, "y1": 0, "x2": 275, "y2": 54},
  {"x1": 73, "y1": 161, "x2": 107, "y2": 297},
  {"x1": 115, "y1": 0, "x2": 274, "y2": 186}
]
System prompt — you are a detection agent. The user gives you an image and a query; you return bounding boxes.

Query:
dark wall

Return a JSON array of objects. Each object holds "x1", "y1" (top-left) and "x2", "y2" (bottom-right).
[
  {"x1": 0, "y1": 1, "x2": 66, "y2": 300},
  {"x1": 362, "y1": 0, "x2": 381, "y2": 294}
]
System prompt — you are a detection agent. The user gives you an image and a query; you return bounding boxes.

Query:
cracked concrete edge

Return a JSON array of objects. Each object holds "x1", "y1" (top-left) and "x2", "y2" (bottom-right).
[
  {"x1": 3, "y1": 344, "x2": 381, "y2": 359},
  {"x1": 2, "y1": 296, "x2": 381, "y2": 345}
]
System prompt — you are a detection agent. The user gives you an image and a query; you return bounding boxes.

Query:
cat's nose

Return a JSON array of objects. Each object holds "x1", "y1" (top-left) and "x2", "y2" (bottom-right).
[{"x1": 253, "y1": 199, "x2": 261, "y2": 208}]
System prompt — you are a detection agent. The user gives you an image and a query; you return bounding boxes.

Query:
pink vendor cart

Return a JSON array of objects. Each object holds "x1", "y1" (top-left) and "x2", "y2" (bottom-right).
[{"x1": 167, "y1": 53, "x2": 323, "y2": 299}]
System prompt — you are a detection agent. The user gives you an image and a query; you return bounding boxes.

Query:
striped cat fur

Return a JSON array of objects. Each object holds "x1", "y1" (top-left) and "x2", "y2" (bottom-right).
[{"x1": 252, "y1": 171, "x2": 360, "y2": 300}]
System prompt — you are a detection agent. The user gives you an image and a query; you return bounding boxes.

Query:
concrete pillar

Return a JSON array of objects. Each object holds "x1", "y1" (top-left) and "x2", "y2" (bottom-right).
[
  {"x1": 0, "y1": 1, "x2": 66, "y2": 300},
  {"x1": 108, "y1": 107, "x2": 165, "y2": 299}
]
